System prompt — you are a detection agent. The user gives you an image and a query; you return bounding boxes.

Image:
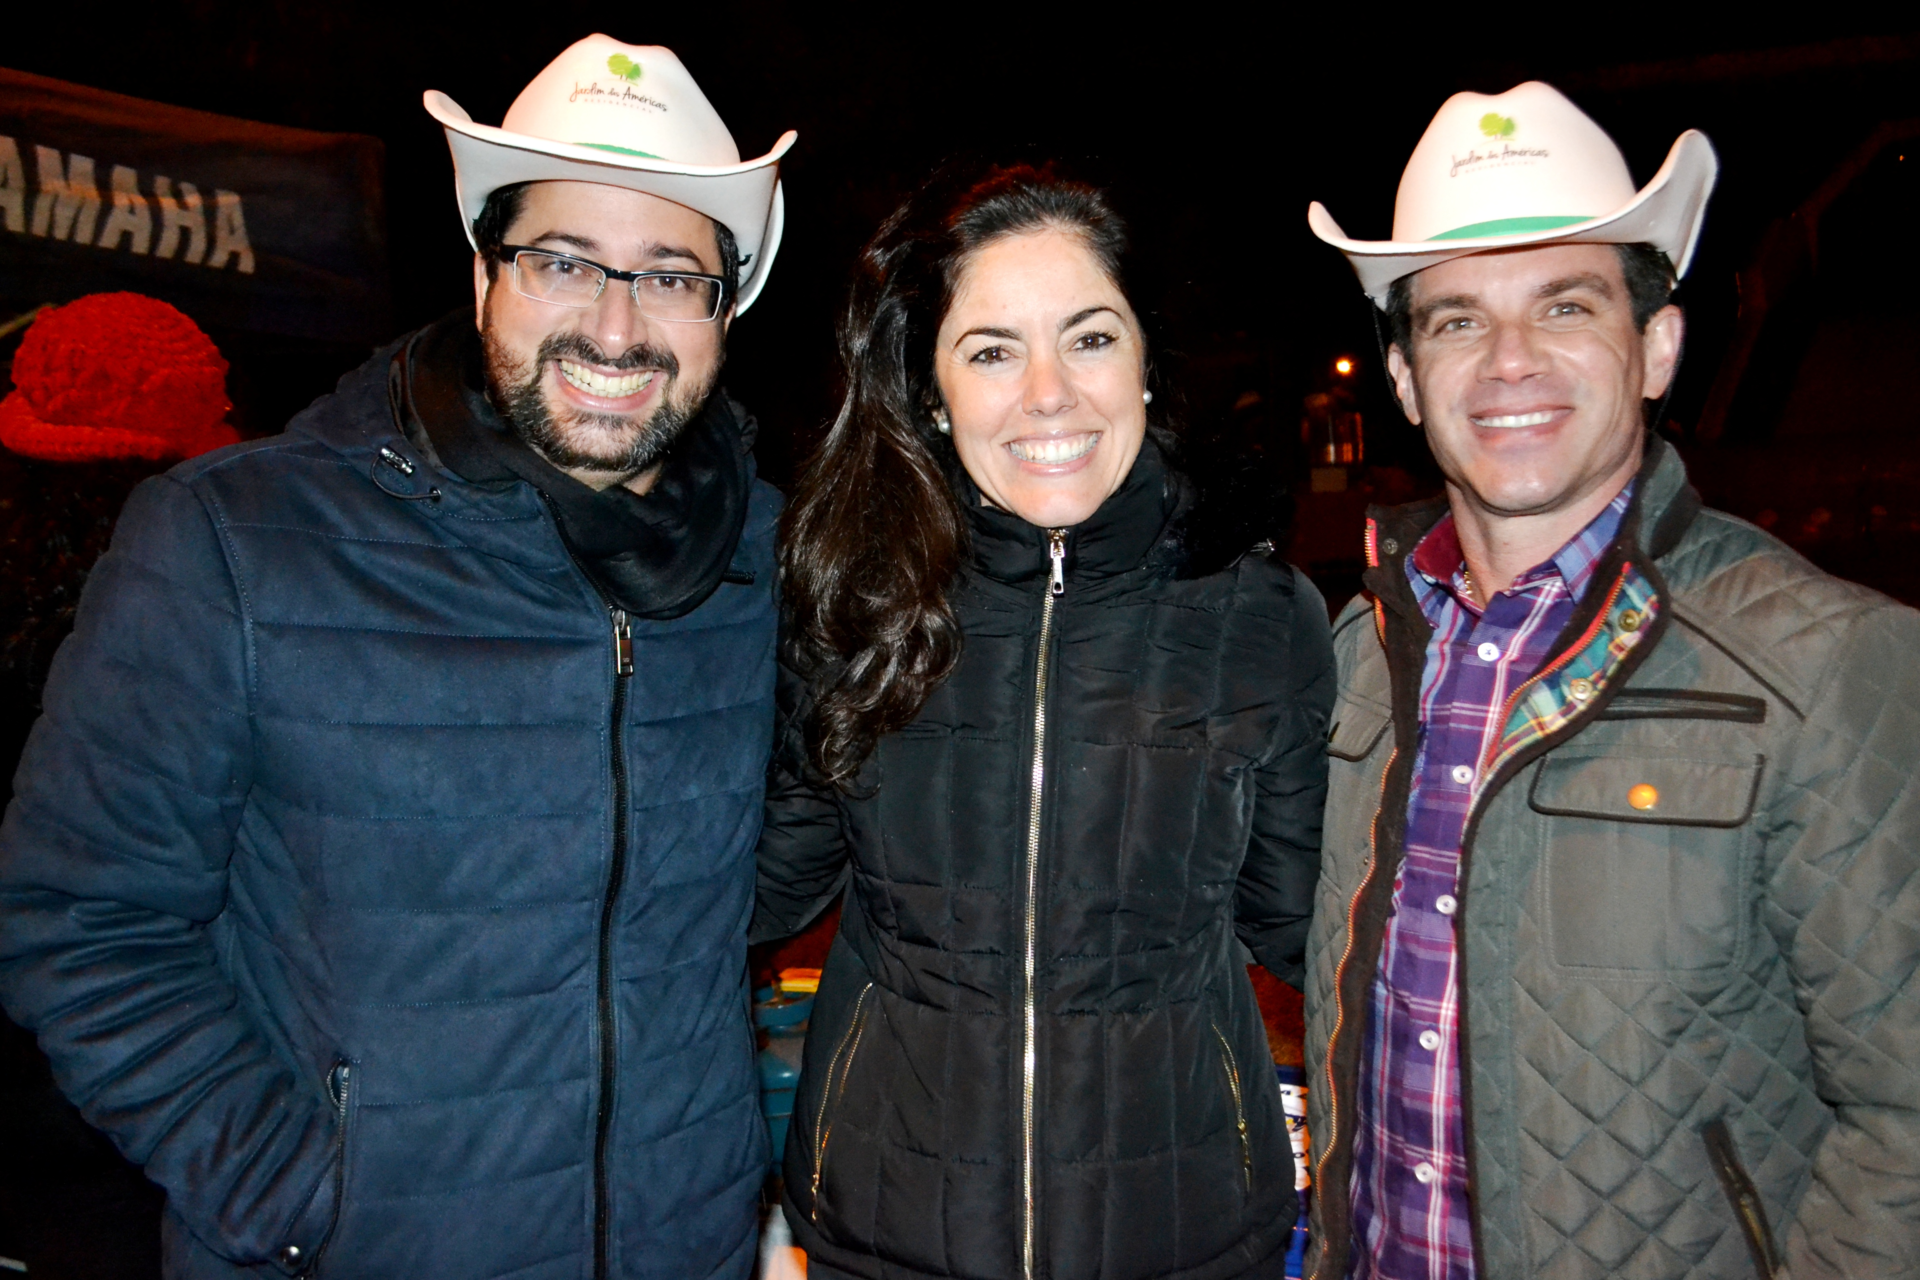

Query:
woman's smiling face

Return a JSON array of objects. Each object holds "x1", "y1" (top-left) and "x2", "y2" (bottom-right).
[{"x1": 933, "y1": 227, "x2": 1148, "y2": 528}]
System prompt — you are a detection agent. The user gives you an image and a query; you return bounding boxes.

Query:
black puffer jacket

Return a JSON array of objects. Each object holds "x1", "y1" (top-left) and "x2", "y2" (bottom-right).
[{"x1": 754, "y1": 449, "x2": 1335, "y2": 1280}]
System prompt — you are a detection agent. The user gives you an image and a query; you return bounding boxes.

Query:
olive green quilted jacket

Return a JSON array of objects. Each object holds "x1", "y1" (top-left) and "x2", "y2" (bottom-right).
[{"x1": 1304, "y1": 438, "x2": 1920, "y2": 1279}]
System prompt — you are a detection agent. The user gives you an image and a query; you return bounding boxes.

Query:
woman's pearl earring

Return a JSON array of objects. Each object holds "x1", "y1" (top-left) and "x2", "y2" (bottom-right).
[
  {"x1": 934, "y1": 412, "x2": 952, "y2": 436},
  {"x1": 1143, "y1": 390, "x2": 1154, "y2": 405}
]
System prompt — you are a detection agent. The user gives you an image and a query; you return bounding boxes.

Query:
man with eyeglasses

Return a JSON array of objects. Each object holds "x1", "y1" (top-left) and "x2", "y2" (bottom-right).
[{"x1": 0, "y1": 36, "x2": 795, "y2": 1280}]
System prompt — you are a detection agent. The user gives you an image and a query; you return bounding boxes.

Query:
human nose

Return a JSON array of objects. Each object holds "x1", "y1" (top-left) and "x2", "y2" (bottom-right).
[
  {"x1": 579, "y1": 279, "x2": 656, "y2": 355},
  {"x1": 1023, "y1": 350, "x2": 1077, "y2": 417},
  {"x1": 1478, "y1": 316, "x2": 1550, "y2": 384}
]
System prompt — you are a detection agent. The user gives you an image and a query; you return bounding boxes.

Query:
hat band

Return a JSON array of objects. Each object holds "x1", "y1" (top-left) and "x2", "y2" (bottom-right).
[
  {"x1": 1428, "y1": 214, "x2": 1593, "y2": 241},
  {"x1": 574, "y1": 141, "x2": 666, "y2": 159}
]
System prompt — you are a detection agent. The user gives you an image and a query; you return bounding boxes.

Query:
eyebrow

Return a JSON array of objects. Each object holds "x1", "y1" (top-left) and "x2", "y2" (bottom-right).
[
  {"x1": 955, "y1": 306, "x2": 1123, "y2": 346},
  {"x1": 642, "y1": 242, "x2": 711, "y2": 269},
  {"x1": 1535, "y1": 272, "x2": 1615, "y2": 300},
  {"x1": 1059, "y1": 305, "x2": 1119, "y2": 332},
  {"x1": 1412, "y1": 293, "x2": 1476, "y2": 330},
  {"x1": 526, "y1": 232, "x2": 712, "y2": 270},
  {"x1": 530, "y1": 231, "x2": 601, "y2": 254}
]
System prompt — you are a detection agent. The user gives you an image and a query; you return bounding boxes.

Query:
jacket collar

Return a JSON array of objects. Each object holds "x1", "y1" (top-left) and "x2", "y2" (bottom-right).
[
  {"x1": 961, "y1": 438, "x2": 1180, "y2": 589},
  {"x1": 1361, "y1": 432, "x2": 1699, "y2": 624}
]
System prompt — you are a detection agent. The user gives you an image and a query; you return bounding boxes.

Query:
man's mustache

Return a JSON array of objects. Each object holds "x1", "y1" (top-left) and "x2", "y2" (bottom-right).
[{"x1": 538, "y1": 332, "x2": 679, "y2": 380}]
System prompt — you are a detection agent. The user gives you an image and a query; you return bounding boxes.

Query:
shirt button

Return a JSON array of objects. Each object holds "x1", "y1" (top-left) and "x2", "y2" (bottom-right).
[
  {"x1": 1435, "y1": 894, "x2": 1457, "y2": 915},
  {"x1": 1476, "y1": 641, "x2": 1501, "y2": 662},
  {"x1": 1451, "y1": 764, "x2": 1474, "y2": 785},
  {"x1": 1413, "y1": 1161, "x2": 1437, "y2": 1184},
  {"x1": 1419, "y1": 1029, "x2": 1442, "y2": 1051}
]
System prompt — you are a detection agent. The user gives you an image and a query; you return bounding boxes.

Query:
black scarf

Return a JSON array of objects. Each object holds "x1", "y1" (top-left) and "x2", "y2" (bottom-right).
[{"x1": 393, "y1": 312, "x2": 754, "y2": 620}]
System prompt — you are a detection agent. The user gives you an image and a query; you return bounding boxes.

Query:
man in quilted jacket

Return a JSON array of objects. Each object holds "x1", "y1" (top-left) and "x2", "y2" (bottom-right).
[
  {"x1": 0, "y1": 38, "x2": 795, "y2": 1280},
  {"x1": 1301, "y1": 82, "x2": 1920, "y2": 1277}
]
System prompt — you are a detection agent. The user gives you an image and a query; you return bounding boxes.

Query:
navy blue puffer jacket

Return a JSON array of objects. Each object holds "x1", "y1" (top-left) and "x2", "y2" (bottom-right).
[{"x1": 0, "y1": 337, "x2": 778, "y2": 1279}]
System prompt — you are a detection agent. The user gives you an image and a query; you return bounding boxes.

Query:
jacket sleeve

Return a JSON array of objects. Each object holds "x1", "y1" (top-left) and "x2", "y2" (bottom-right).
[
  {"x1": 1774, "y1": 602, "x2": 1920, "y2": 1276},
  {"x1": 1235, "y1": 566, "x2": 1336, "y2": 988},
  {"x1": 751, "y1": 653, "x2": 850, "y2": 944},
  {"x1": 0, "y1": 475, "x2": 339, "y2": 1272}
]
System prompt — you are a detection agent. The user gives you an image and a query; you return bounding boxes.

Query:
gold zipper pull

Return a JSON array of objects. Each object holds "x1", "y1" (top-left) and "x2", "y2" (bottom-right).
[
  {"x1": 1048, "y1": 529, "x2": 1066, "y2": 596},
  {"x1": 612, "y1": 609, "x2": 633, "y2": 677}
]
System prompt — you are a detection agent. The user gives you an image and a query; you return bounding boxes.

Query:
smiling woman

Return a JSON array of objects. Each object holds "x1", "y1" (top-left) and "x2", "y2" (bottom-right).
[
  {"x1": 934, "y1": 226, "x2": 1150, "y2": 528},
  {"x1": 756, "y1": 163, "x2": 1336, "y2": 1280},
  {"x1": 778, "y1": 164, "x2": 1174, "y2": 783}
]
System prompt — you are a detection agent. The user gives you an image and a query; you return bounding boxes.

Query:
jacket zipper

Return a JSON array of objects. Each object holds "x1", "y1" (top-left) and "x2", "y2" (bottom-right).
[
  {"x1": 1021, "y1": 529, "x2": 1067, "y2": 1280},
  {"x1": 308, "y1": 1061, "x2": 353, "y2": 1277},
  {"x1": 1309, "y1": 746, "x2": 1399, "y2": 1280},
  {"x1": 809, "y1": 981, "x2": 876, "y2": 1220},
  {"x1": 1314, "y1": 514, "x2": 1396, "y2": 1279},
  {"x1": 1211, "y1": 1023, "x2": 1251, "y2": 1193},
  {"x1": 1702, "y1": 1118, "x2": 1780, "y2": 1279},
  {"x1": 592, "y1": 606, "x2": 633, "y2": 1280},
  {"x1": 531, "y1": 491, "x2": 633, "y2": 1280}
]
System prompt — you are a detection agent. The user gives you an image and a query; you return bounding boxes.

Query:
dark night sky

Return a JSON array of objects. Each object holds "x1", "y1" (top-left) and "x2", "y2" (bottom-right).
[{"x1": 6, "y1": 7, "x2": 1919, "y2": 484}]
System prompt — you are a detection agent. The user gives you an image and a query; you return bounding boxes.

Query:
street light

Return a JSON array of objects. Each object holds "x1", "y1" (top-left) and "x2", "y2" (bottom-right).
[{"x1": 1334, "y1": 357, "x2": 1354, "y2": 376}]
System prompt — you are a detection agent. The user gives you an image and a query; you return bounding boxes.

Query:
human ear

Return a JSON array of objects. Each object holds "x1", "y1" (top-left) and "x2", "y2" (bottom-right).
[
  {"x1": 472, "y1": 253, "x2": 492, "y2": 331},
  {"x1": 1386, "y1": 344, "x2": 1423, "y2": 426},
  {"x1": 1639, "y1": 303, "x2": 1684, "y2": 401}
]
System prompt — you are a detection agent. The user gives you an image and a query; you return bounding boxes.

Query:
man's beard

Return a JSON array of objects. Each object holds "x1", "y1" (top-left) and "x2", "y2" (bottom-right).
[{"x1": 481, "y1": 319, "x2": 720, "y2": 482}]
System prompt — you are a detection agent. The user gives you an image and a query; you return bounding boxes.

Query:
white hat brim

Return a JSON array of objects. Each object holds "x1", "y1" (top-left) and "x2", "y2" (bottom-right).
[
  {"x1": 425, "y1": 90, "x2": 797, "y2": 314},
  {"x1": 1310, "y1": 129, "x2": 1718, "y2": 308}
]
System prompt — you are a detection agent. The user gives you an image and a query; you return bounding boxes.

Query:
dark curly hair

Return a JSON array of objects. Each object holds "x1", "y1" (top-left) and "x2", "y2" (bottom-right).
[{"x1": 781, "y1": 161, "x2": 1164, "y2": 787}]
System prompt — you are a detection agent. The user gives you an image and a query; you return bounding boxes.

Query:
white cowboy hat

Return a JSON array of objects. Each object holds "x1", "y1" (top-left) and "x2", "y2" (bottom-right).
[
  {"x1": 1309, "y1": 81, "x2": 1718, "y2": 307},
  {"x1": 424, "y1": 36, "x2": 798, "y2": 313}
]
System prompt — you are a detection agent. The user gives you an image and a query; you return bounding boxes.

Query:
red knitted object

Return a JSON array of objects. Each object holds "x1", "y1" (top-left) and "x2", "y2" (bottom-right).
[{"x1": 0, "y1": 293, "x2": 239, "y2": 463}]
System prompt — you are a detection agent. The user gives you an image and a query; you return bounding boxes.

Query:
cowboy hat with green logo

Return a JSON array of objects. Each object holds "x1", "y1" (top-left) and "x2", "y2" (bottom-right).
[
  {"x1": 1309, "y1": 81, "x2": 1718, "y2": 307},
  {"x1": 425, "y1": 35, "x2": 797, "y2": 313}
]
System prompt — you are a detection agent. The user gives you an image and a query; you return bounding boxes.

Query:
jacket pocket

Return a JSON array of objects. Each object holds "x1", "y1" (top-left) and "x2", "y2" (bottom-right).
[
  {"x1": 810, "y1": 982, "x2": 875, "y2": 1223},
  {"x1": 1595, "y1": 688, "x2": 1767, "y2": 724},
  {"x1": 1326, "y1": 691, "x2": 1391, "y2": 762},
  {"x1": 1210, "y1": 1021, "x2": 1252, "y2": 1196},
  {"x1": 1529, "y1": 753, "x2": 1764, "y2": 827},
  {"x1": 1702, "y1": 1118, "x2": 1780, "y2": 1279},
  {"x1": 1530, "y1": 753, "x2": 1764, "y2": 974}
]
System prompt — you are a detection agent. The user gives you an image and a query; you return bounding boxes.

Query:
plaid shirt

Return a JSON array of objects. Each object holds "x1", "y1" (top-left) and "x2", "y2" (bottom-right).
[{"x1": 1347, "y1": 486, "x2": 1631, "y2": 1280}]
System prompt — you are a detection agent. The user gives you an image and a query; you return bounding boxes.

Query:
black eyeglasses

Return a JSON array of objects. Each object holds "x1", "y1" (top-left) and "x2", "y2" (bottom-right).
[{"x1": 498, "y1": 245, "x2": 728, "y2": 323}]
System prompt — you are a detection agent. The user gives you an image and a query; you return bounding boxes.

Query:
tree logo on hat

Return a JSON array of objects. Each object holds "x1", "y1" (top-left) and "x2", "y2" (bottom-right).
[
  {"x1": 1479, "y1": 113, "x2": 1517, "y2": 139},
  {"x1": 607, "y1": 53, "x2": 643, "y2": 83}
]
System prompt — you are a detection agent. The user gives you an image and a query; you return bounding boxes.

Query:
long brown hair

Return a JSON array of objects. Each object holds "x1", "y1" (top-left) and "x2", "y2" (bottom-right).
[{"x1": 780, "y1": 162, "x2": 1144, "y2": 787}]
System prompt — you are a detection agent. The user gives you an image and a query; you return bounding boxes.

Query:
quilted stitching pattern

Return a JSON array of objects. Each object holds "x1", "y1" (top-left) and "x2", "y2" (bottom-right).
[
  {"x1": 764, "y1": 537, "x2": 1336, "y2": 1280},
  {"x1": 1308, "y1": 493, "x2": 1920, "y2": 1279}
]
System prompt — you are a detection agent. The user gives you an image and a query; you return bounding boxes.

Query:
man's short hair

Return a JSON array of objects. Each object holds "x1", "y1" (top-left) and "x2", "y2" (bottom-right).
[
  {"x1": 1383, "y1": 242, "x2": 1676, "y2": 357},
  {"x1": 471, "y1": 182, "x2": 742, "y2": 305}
]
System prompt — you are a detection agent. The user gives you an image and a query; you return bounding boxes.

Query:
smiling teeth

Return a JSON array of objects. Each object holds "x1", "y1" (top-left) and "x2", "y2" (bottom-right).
[
  {"x1": 559, "y1": 360, "x2": 655, "y2": 399},
  {"x1": 1009, "y1": 434, "x2": 1098, "y2": 464},
  {"x1": 1474, "y1": 411, "x2": 1556, "y2": 428}
]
